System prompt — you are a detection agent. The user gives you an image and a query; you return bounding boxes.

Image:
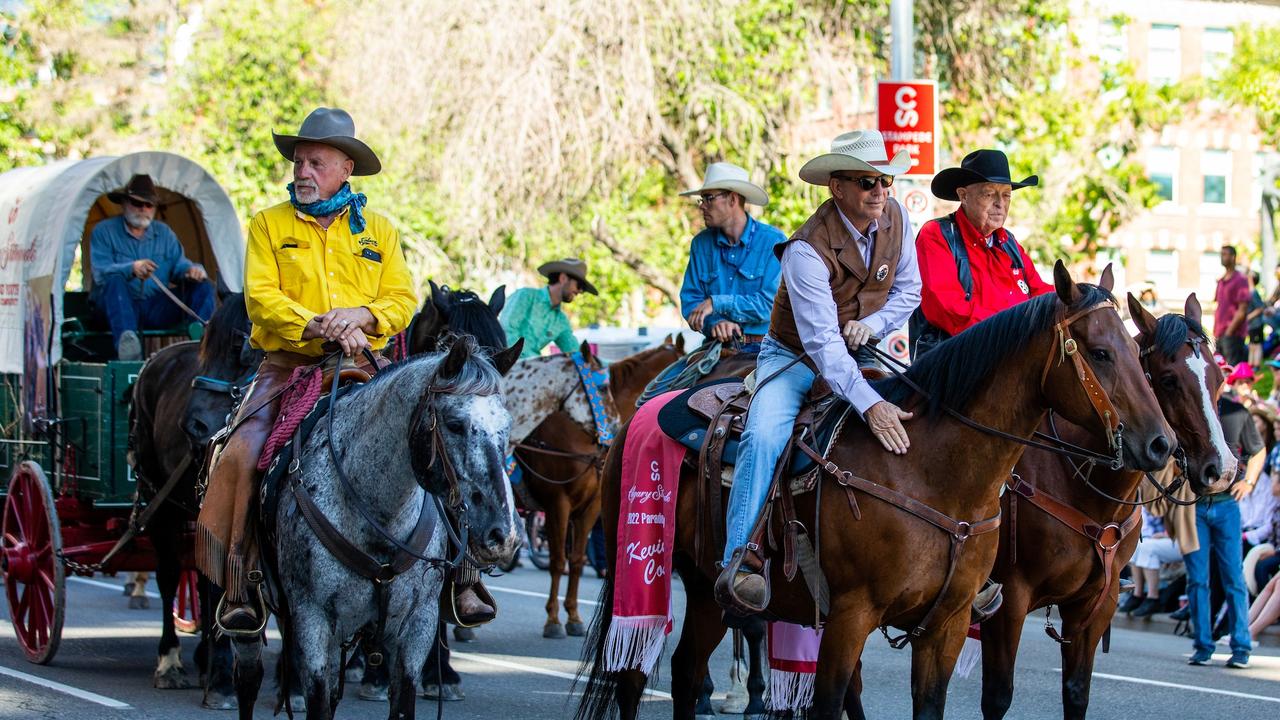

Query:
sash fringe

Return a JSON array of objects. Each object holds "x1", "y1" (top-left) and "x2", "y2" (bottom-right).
[
  {"x1": 767, "y1": 668, "x2": 815, "y2": 713},
  {"x1": 602, "y1": 615, "x2": 668, "y2": 675}
]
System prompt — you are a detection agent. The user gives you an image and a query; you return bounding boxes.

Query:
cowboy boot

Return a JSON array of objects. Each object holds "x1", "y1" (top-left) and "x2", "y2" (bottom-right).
[
  {"x1": 453, "y1": 584, "x2": 496, "y2": 626},
  {"x1": 970, "y1": 579, "x2": 1004, "y2": 624},
  {"x1": 714, "y1": 546, "x2": 770, "y2": 617},
  {"x1": 219, "y1": 601, "x2": 261, "y2": 632}
]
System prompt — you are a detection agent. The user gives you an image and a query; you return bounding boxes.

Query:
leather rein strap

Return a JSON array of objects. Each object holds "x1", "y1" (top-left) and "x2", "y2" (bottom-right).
[
  {"x1": 1040, "y1": 301, "x2": 1123, "y2": 453},
  {"x1": 794, "y1": 439, "x2": 1000, "y2": 646}
]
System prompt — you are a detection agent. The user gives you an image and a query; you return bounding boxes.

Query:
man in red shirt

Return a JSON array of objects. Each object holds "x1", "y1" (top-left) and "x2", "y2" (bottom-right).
[
  {"x1": 912, "y1": 149, "x2": 1052, "y2": 358},
  {"x1": 1214, "y1": 245, "x2": 1250, "y2": 366}
]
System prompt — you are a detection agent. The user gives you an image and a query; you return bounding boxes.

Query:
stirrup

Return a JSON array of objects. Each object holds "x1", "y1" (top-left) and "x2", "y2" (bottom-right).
[
  {"x1": 215, "y1": 586, "x2": 269, "y2": 637},
  {"x1": 714, "y1": 546, "x2": 771, "y2": 616},
  {"x1": 970, "y1": 580, "x2": 1004, "y2": 624}
]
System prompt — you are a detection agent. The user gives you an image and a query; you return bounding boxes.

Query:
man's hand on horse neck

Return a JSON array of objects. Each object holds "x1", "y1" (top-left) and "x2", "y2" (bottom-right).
[{"x1": 865, "y1": 401, "x2": 913, "y2": 455}]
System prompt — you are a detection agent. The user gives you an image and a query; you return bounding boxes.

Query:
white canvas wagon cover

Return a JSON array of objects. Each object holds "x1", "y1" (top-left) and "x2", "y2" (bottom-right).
[{"x1": 0, "y1": 151, "x2": 244, "y2": 373}]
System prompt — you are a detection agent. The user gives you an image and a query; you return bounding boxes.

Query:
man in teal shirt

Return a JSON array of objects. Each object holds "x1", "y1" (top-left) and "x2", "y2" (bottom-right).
[{"x1": 501, "y1": 257, "x2": 597, "y2": 358}]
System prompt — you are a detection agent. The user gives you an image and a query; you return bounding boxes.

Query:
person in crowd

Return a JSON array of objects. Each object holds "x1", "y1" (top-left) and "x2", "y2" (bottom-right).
[
  {"x1": 1247, "y1": 270, "x2": 1267, "y2": 368},
  {"x1": 1248, "y1": 571, "x2": 1280, "y2": 644},
  {"x1": 716, "y1": 129, "x2": 920, "y2": 614},
  {"x1": 678, "y1": 162, "x2": 784, "y2": 346},
  {"x1": 1215, "y1": 245, "x2": 1250, "y2": 366},
  {"x1": 1227, "y1": 363, "x2": 1261, "y2": 408},
  {"x1": 90, "y1": 174, "x2": 214, "y2": 360},
  {"x1": 196, "y1": 107, "x2": 421, "y2": 632},
  {"x1": 1122, "y1": 507, "x2": 1185, "y2": 618},
  {"x1": 912, "y1": 149, "x2": 1051, "y2": 357},
  {"x1": 500, "y1": 258, "x2": 596, "y2": 359}
]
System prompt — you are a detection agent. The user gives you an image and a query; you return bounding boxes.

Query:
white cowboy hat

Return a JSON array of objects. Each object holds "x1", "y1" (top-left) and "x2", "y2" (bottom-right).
[
  {"x1": 679, "y1": 162, "x2": 770, "y2": 207},
  {"x1": 1244, "y1": 542, "x2": 1275, "y2": 597},
  {"x1": 798, "y1": 129, "x2": 912, "y2": 186},
  {"x1": 273, "y1": 107, "x2": 381, "y2": 176}
]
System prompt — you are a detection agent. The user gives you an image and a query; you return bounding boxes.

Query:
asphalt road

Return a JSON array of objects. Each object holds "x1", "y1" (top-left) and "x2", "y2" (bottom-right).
[{"x1": 2, "y1": 563, "x2": 1279, "y2": 719}]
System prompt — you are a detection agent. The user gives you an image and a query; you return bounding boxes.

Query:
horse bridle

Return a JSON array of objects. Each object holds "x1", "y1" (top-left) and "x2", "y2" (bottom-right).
[{"x1": 511, "y1": 354, "x2": 619, "y2": 483}]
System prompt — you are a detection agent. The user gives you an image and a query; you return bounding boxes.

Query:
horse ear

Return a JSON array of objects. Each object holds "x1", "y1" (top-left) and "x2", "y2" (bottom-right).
[
  {"x1": 675, "y1": 333, "x2": 685, "y2": 353},
  {"x1": 1053, "y1": 260, "x2": 1082, "y2": 306},
  {"x1": 437, "y1": 338, "x2": 470, "y2": 379},
  {"x1": 430, "y1": 279, "x2": 452, "y2": 313},
  {"x1": 1099, "y1": 263, "x2": 1115, "y2": 292},
  {"x1": 1127, "y1": 292, "x2": 1158, "y2": 338},
  {"x1": 1184, "y1": 292, "x2": 1203, "y2": 325},
  {"x1": 492, "y1": 339, "x2": 523, "y2": 376},
  {"x1": 488, "y1": 285, "x2": 507, "y2": 315},
  {"x1": 579, "y1": 339, "x2": 596, "y2": 366}
]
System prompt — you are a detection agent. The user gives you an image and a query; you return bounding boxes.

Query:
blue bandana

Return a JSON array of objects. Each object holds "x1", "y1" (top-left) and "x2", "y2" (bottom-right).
[{"x1": 287, "y1": 181, "x2": 367, "y2": 234}]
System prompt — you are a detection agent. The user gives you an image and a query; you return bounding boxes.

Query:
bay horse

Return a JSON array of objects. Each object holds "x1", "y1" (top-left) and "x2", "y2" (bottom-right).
[
  {"x1": 128, "y1": 293, "x2": 260, "y2": 707},
  {"x1": 231, "y1": 336, "x2": 523, "y2": 720},
  {"x1": 576, "y1": 263, "x2": 1175, "y2": 720},
  {"x1": 979, "y1": 293, "x2": 1236, "y2": 720},
  {"x1": 515, "y1": 337, "x2": 684, "y2": 639}
]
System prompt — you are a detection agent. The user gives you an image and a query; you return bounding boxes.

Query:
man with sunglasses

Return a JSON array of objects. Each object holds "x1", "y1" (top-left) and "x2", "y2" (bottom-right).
[
  {"x1": 90, "y1": 174, "x2": 214, "y2": 360},
  {"x1": 912, "y1": 149, "x2": 1051, "y2": 358},
  {"x1": 677, "y1": 162, "x2": 784, "y2": 346},
  {"x1": 716, "y1": 130, "x2": 921, "y2": 615}
]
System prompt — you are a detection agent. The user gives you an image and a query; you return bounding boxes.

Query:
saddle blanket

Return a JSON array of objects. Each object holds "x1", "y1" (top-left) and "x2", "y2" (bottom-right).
[{"x1": 605, "y1": 390, "x2": 686, "y2": 676}]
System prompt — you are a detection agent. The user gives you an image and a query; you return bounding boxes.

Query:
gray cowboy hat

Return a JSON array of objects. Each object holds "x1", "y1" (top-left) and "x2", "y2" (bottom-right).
[
  {"x1": 538, "y1": 257, "x2": 598, "y2": 295},
  {"x1": 273, "y1": 107, "x2": 381, "y2": 176},
  {"x1": 931, "y1": 149, "x2": 1038, "y2": 202},
  {"x1": 107, "y1": 174, "x2": 160, "y2": 205}
]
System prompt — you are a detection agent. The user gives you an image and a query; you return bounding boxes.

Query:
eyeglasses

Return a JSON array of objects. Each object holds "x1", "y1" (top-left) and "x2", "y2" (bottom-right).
[
  {"x1": 697, "y1": 192, "x2": 730, "y2": 207},
  {"x1": 128, "y1": 198, "x2": 156, "y2": 209},
  {"x1": 833, "y1": 174, "x2": 893, "y2": 191}
]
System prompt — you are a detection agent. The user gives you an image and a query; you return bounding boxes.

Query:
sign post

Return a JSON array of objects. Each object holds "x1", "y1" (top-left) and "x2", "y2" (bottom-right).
[{"x1": 877, "y1": 80, "x2": 938, "y2": 177}]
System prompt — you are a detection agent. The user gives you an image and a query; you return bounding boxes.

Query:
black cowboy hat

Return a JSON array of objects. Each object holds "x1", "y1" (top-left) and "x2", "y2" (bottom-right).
[
  {"x1": 107, "y1": 174, "x2": 160, "y2": 205},
  {"x1": 273, "y1": 107, "x2": 381, "y2": 176},
  {"x1": 931, "y1": 149, "x2": 1039, "y2": 202},
  {"x1": 537, "y1": 257, "x2": 598, "y2": 295}
]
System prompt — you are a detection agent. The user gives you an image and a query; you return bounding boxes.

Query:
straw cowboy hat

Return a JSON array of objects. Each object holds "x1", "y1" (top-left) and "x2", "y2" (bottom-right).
[
  {"x1": 1244, "y1": 542, "x2": 1275, "y2": 597},
  {"x1": 798, "y1": 129, "x2": 912, "y2": 185},
  {"x1": 538, "y1": 257, "x2": 598, "y2": 295},
  {"x1": 679, "y1": 162, "x2": 770, "y2": 207},
  {"x1": 931, "y1": 149, "x2": 1039, "y2": 202},
  {"x1": 108, "y1": 174, "x2": 160, "y2": 206},
  {"x1": 273, "y1": 107, "x2": 381, "y2": 176}
]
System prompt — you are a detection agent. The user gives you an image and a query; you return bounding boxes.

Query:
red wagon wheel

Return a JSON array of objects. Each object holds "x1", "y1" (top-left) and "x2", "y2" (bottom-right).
[
  {"x1": 1, "y1": 462, "x2": 66, "y2": 664},
  {"x1": 173, "y1": 568, "x2": 200, "y2": 634}
]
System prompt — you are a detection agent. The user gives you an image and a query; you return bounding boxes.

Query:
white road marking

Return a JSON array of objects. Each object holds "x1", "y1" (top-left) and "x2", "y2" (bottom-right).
[
  {"x1": 452, "y1": 651, "x2": 671, "y2": 699},
  {"x1": 1059, "y1": 668, "x2": 1280, "y2": 703},
  {"x1": 486, "y1": 583, "x2": 598, "y2": 606},
  {"x1": 69, "y1": 575, "x2": 161, "y2": 600},
  {"x1": 0, "y1": 664, "x2": 132, "y2": 709}
]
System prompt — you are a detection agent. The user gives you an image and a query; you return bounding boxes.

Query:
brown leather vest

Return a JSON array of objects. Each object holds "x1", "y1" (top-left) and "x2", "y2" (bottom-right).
[{"x1": 769, "y1": 198, "x2": 903, "y2": 354}]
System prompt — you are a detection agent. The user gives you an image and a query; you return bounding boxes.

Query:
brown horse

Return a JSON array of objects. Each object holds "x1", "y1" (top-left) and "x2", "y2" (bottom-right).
[
  {"x1": 577, "y1": 263, "x2": 1175, "y2": 720},
  {"x1": 517, "y1": 336, "x2": 684, "y2": 638},
  {"x1": 979, "y1": 293, "x2": 1236, "y2": 720}
]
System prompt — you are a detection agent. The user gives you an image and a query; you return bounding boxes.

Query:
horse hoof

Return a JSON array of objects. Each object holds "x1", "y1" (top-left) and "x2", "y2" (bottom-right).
[
  {"x1": 122, "y1": 581, "x2": 134, "y2": 596},
  {"x1": 128, "y1": 595, "x2": 150, "y2": 610},
  {"x1": 358, "y1": 683, "x2": 388, "y2": 702},
  {"x1": 289, "y1": 694, "x2": 305, "y2": 712},
  {"x1": 201, "y1": 691, "x2": 237, "y2": 710},
  {"x1": 565, "y1": 621, "x2": 587, "y2": 637},
  {"x1": 452, "y1": 626, "x2": 477, "y2": 643},
  {"x1": 543, "y1": 623, "x2": 567, "y2": 639},
  {"x1": 422, "y1": 683, "x2": 465, "y2": 701},
  {"x1": 152, "y1": 668, "x2": 191, "y2": 690}
]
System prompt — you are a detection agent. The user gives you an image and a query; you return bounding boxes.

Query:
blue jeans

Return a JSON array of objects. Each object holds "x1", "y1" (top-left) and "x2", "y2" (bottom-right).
[
  {"x1": 1183, "y1": 495, "x2": 1252, "y2": 654},
  {"x1": 93, "y1": 274, "x2": 215, "y2": 348},
  {"x1": 723, "y1": 339, "x2": 817, "y2": 566}
]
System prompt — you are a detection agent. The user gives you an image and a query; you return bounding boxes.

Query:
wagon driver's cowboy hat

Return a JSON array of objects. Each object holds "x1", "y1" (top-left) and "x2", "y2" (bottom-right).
[
  {"x1": 931, "y1": 149, "x2": 1039, "y2": 202},
  {"x1": 799, "y1": 129, "x2": 912, "y2": 185},
  {"x1": 107, "y1": 174, "x2": 160, "y2": 206},
  {"x1": 679, "y1": 162, "x2": 770, "y2": 206},
  {"x1": 538, "y1": 257, "x2": 598, "y2": 296},
  {"x1": 273, "y1": 107, "x2": 381, "y2": 176}
]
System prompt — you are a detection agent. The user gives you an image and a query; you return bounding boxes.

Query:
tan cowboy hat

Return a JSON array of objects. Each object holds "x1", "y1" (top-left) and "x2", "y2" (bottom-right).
[
  {"x1": 107, "y1": 174, "x2": 160, "y2": 205},
  {"x1": 679, "y1": 162, "x2": 770, "y2": 207},
  {"x1": 798, "y1": 129, "x2": 912, "y2": 185},
  {"x1": 1244, "y1": 542, "x2": 1275, "y2": 596},
  {"x1": 273, "y1": 107, "x2": 381, "y2": 176},
  {"x1": 538, "y1": 257, "x2": 598, "y2": 295}
]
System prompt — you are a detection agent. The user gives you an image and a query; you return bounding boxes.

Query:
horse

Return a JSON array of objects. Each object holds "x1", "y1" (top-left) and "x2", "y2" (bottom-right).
[
  {"x1": 403, "y1": 280, "x2": 506, "y2": 356},
  {"x1": 576, "y1": 262, "x2": 1176, "y2": 720},
  {"x1": 514, "y1": 336, "x2": 684, "y2": 639},
  {"x1": 127, "y1": 293, "x2": 260, "y2": 708},
  {"x1": 979, "y1": 293, "x2": 1236, "y2": 720},
  {"x1": 230, "y1": 336, "x2": 523, "y2": 720}
]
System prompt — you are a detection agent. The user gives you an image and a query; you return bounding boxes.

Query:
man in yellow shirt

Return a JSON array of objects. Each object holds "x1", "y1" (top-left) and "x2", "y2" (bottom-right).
[{"x1": 197, "y1": 108, "x2": 419, "y2": 631}]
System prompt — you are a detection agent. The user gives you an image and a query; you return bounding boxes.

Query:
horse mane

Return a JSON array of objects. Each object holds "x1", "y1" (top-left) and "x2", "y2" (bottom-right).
[
  {"x1": 874, "y1": 284, "x2": 1116, "y2": 415},
  {"x1": 439, "y1": 287, "x2": 507, "y2": 354},
  {"x1": 198, "y1": 293, "x2": 250, "y2": 366},
  {"x1": 1148, "y1": 312, "x2": 1208, "y2": 360}
]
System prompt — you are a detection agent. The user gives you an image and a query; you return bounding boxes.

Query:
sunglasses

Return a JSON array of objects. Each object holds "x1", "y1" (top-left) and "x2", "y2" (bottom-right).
[
  {"x1": 128, "y1": 198, "x2": 156, "y2": 209},
  {"x1": 697, "y1": 191, "x2": 730, "y2": 207},
  {"x1": 834, "y1": 174, "x2": 893, "y2": 191}
]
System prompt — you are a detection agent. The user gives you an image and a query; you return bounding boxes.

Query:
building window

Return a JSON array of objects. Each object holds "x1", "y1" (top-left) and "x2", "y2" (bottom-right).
[
  {"x1": 1148, "y1": 146, "x2": 1178, "y2": 203},
  {"x1": 1147, "y1": 249, "x2": 1178, "y2": 289},
  {"x1": 1200, "y1": 251, "x2": 1223, "y2": 298},
  {"x1": 1099, "y1": 19, "x2": 1127, "y2": 66},
  {"x1": 1149, "y1": 23, "x2": 1181, "y2": 86},
  {"x1": 1202, "y1": 149, "x2": 1230, "y2": 205},
  {"x1": 1202, "y1": 28, "x2": 1233, "y2": 78}
]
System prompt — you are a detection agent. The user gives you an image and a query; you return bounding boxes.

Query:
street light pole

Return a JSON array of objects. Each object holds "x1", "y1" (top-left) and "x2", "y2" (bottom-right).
[{"x1": 891, "y1": 0, "x2": 913, "y2": 81}]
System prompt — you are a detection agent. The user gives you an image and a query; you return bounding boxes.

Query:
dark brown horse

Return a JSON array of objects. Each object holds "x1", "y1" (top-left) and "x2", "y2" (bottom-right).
[
  {"x1": 577, "y1": 263, "x2": 1175, "y2": 720},
  {"x1": 980, "y1": 293, "x2": 1235, "y2": 720},
  {"x1": 516, "y1": 336, "x2": 684, "y2": 638}
]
